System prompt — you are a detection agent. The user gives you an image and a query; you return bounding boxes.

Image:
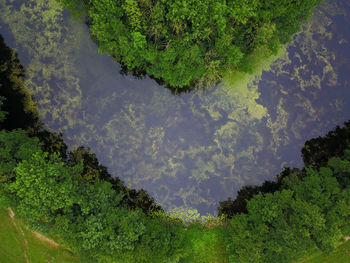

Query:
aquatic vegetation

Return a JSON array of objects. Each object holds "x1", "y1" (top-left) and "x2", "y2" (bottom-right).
[
  {"x1": 2, "y1": 110, "x2": 350, "y2": 262},
  {"x1": 2, "y1": 16, "x2": 350, "y2": 262},
  {"x1": 0, "y1": 0, "x2": 83, "y2": 132}
]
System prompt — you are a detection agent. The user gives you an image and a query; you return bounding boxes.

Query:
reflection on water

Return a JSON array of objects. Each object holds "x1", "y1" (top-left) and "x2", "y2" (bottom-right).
[{"x1": 1, "y1": 0, "x2": 349, "y2": 215}]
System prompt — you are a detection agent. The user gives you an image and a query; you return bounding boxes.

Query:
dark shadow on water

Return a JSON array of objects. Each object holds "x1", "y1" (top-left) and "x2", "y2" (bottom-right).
[{"x1": 119, "y1": 63, "x2": 213, "y2": 95}]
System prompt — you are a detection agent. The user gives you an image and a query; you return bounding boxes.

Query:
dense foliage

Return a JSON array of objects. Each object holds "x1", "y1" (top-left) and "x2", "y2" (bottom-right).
[
  {"x1": 0, "y1": 128, "x2": 185, "y2": 262},
  {"x1": 217, "y1": 168, "x2": 293, "y2": 218},
  {"x1": 302, "y1": 121, "x2": 350, "y2": 168},
  {"x1": 57, "y1": 0, "x2": 323, "y2": 91},
  {"x1": 226, "y1": 155, "x2": 350, "y2": 263}
]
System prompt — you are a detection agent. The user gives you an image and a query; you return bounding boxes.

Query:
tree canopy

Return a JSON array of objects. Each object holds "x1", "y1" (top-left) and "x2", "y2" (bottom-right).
[
  {"x1": 302, "y1": 121, "x2": 350, "y2": 169},
  {"x1": 226, "y1": 154, "x2": 350, "y2": 263},
  {"x1": 57, "y1": 0, "x2": 323, "y2": 92},
  {"x1": 9, "y1": 151, "x2": 81, "y2": 224}
]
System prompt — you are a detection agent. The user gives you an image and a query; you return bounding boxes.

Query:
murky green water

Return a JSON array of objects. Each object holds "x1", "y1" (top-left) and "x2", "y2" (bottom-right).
[{"x1": 1, "y1": 0, "x2": 349, "y2": 215}]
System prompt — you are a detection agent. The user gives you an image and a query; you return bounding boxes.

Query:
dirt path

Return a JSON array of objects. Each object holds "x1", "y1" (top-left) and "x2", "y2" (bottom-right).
[
  {"x1": 302, "y1": 236, "x2": 350, "y2": 263},
  {"x1": 8, "y1": 208, "x2": 29, "y2": 263},
  {"x1": 32, "y1": 232, "x2": 60, "y2": 248},
  {"x1": 8, "y1": 207, "x2": 70, "y2": 252},
  {"x1": 337, "y1": 236, "x2": 350, "y2": 247}
]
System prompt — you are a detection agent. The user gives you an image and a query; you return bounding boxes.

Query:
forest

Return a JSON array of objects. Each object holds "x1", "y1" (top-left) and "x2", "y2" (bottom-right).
[
  {"x1": 56, "y1": 0, "x2": 324, "y2": 92},
  {"x1": 1, "y1": 25, "x2": 350, "y2": 262}
]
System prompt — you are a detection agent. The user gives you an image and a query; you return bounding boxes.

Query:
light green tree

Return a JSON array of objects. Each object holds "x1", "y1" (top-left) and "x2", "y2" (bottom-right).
[{"x1": 9, "y1": 151, "x2": 81, "y2": 224}]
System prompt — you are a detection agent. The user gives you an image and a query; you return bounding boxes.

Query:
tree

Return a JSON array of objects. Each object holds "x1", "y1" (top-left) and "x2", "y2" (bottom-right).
[
  {"x1": 68, "y1": 146, "x2": 163, "y2": 214},
  {"x1": 69, "y1": 146, "x2": 114, "y2": 184},
  {"x1": 226, "y1": 153, "x2": 350, "y2": 263},
  {"x1": 57, "y1": 0, "x2": 323, "y2": 92},
  {"x1": 68, "y1": 181, "x2": 147, "y2": 261},
  {"x1": 227, "y1": 189, "x2": 325, "y2": 263},
  {"x1": 327, "y1": 152, "x2": 350, "y2": 188},
  {"x1": 0, "y1": 129, "x2": 42, "y2": 180},
  {"x1": 302, "y1": 121, "x2": 350, "y2": 169},
  {"x1": 30, "y1": 130, "x2": 68, "y2": 160},
  {"x1": 218, "y1": 167, "x2": 301, "y2": 218},
  {"x1": 9, "y1": 151, "x2": 81, "y2": 224},
  {"x1": 282, "y1": 167, "x2": 344, "y2": 251}
]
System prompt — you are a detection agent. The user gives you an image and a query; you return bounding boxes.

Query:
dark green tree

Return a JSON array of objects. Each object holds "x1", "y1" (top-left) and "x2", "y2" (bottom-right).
[
  {"x1": 302, "y1": 121, "x2": 350, "y2": 169},
  {"x1": 218, "y1": 167, "x2": 301, "y2": 218},
  {"x1": 0, "y1": 34, "x2": 41, "y2": 132},
  {"x1": 34, "y1": 130, "x2": 68, "y2": 160},
  {"x1": 68, "y1": 146, "x2": 163, "y2": 214},
  {"x1": 0, "y1": 129, "x2": 43, "y2": 181},
  {"x1": 57, "y1": 0, "x2": 323, "y2": 92}
]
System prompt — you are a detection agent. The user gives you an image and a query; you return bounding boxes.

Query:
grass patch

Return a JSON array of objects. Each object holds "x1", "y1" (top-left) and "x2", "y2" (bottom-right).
[
  {"x1": 0, "y1": 208, "x2": 80, "y2": 263},
  {"x1": 181, "y1": 223, "x2": 229, "y2": 263},
  {"x1": 303, "y1": 241, "x2": 350, "y2": 263}
]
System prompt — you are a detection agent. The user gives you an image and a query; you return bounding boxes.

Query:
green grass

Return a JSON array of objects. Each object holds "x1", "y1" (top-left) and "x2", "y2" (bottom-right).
[
  {"x1": 0, "y1": 208, "x2": 80, "y2": 263},
  {"x1": 180, "y1": 223, "x2": 229, "y2": 263},
  {"x1": 303, "y1": 241, "x2": 350, "y2": 263}
]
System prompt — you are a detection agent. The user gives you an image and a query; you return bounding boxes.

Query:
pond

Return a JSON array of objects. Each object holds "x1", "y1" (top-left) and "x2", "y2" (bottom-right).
[{"x1": 1, "y1": 0, "x2": 349, "y2": 215}]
